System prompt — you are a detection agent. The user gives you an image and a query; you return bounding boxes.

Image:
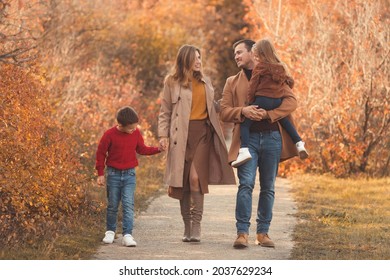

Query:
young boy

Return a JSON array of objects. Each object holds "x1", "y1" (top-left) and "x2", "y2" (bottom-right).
[{"x1": 96, "y1": 106, "x2": 162, "y2": 247}]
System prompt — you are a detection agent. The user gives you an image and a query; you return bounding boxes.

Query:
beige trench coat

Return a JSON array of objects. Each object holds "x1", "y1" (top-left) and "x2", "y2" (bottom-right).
[
  {"x1": 158, "y1": 76, "x2": 236, "y2": 189},
  {"x1": 220, "y1": 70, "x2": 299, "y2": 163}
]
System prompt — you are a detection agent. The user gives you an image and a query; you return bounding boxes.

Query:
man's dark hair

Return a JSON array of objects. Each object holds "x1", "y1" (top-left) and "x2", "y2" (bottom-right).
[
  {"x1": 116, "y1": 106, "x2": 139, "y2": 126},
  {"x1": 233, "y1": 39, "x2": 256, "y2": 51}
]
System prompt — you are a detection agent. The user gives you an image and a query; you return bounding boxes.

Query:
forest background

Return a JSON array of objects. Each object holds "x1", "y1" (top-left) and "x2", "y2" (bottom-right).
[{"x1": 0, "y1": 0, "x2": 389, "y2": 256}]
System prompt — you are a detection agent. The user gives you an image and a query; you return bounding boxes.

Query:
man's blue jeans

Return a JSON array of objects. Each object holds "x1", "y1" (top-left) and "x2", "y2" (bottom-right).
[
  {"x1": 236, "y1": 130, "x2": 282, "y2": 234},
  {"x1": 106, "y1": 167, "x2": 136, "y2": 235}
]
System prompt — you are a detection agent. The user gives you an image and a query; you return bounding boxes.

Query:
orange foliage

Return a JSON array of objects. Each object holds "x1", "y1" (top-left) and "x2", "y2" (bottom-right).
[
  {"x1": 0, "y1": 64, "x2": 96, "y2": 246},
  {"x1": 3, "y1": 0, "x2": 388, "y2": 251},
  {"x1": 244, "y1": 0, "x2": 389, "y2": 177},
  {"x1": 0, "y1": 0, "x2": 41, "y2": 65},
  {"x1": 38, "y1": 0, "x2": 224, "y2": 150},
  {"x1": 0, "y1": 0, "x2": 252, "y2": 248}
]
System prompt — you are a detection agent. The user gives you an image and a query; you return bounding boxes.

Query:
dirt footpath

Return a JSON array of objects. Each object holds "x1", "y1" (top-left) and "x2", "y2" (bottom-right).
[{"x1": 93, "y1": 176, "x2": 297, "y2": 260}]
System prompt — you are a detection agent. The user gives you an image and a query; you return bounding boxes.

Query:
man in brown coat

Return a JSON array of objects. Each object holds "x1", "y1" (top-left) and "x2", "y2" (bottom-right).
[{"x1": 220, "y1": 39, "x2": 298, "y2": 249}]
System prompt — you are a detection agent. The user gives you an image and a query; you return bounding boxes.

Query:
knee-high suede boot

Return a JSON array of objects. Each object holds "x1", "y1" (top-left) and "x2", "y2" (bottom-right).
[
  {"x1": 180, "y1": 191, "x2": 191, "y2": 242},
  {"x1": 190, "y1": 191, "x2": 204, "y2": 242}
]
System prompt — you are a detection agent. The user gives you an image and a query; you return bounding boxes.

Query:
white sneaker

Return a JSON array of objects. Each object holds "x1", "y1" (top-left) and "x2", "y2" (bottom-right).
[
  {"x1": 122, "y1": 234, "x2": 137, "y2": 247},
  {"x1": 296, "y1": 141, "x2": 309, "y2": 160},
  {"x1": 102, "y1": 230, "x2": 115, "y2": 244},
  {"x1": 231, "y1": 147, "x2": 252, "y2": 167}
]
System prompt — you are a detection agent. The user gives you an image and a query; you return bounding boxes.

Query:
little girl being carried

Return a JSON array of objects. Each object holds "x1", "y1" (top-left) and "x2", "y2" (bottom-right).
[{"x1": 231, "y1": 39, "x2": 308, "y2": 167}]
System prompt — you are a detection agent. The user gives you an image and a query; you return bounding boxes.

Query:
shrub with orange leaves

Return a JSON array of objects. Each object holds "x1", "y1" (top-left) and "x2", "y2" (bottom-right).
[{"x1": 0, "y1": 64, "x2": 94, "y2": 247}]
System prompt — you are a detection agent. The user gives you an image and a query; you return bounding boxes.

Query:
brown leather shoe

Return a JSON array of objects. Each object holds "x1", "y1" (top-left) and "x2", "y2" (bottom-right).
[
  {"x1": 233, "y1": 233, "x2": 249, "y2": 249},
  {"x1": 255, "y1": 233, "x2": 275, "y2": 248}
]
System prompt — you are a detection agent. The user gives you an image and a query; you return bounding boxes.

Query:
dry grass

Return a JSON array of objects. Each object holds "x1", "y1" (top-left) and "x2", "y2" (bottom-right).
[
  {"x1": 289, "y1": 174, "x2": 390, "y2": 260},
  {"x1": 0, "y1": 213, "x2": 104, "y2": 260}
]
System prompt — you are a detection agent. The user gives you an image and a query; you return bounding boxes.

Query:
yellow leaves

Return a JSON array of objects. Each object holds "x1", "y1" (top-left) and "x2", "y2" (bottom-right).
[{"x1": 0, "y1": 64, "x2": 95, "y2": 247}]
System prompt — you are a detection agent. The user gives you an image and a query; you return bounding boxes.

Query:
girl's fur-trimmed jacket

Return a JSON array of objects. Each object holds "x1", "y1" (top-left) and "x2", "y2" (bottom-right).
[{"x1": 247, "y1": 61, "x2": 295, "y2": 104}]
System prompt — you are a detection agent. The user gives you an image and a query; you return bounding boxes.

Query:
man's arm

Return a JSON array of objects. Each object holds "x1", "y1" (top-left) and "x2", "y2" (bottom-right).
[
  {"x1": 219, "y1": 77, "x2": 244, "y2": 123},
  {"x1": 220, "y1": 77, "x2": 265, "y2": 123}
]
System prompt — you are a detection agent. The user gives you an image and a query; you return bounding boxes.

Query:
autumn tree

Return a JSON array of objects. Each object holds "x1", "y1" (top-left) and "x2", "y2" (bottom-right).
[
  {"x1": 244, "y1": 0, "x2": 389, "y2": 177},
  {"x1": 0, "y1": 0, "x2": 41, "y2": 65},
  {"x1": 202, "y1": 0, "x2": 251, "y2": 97},
  {"x1": 38, "y1": 0, "x2": 221, "y2": 141}
]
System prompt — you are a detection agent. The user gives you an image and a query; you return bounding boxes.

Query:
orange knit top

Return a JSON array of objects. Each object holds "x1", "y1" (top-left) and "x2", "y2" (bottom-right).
[{"x1": 190, "y1": 77, "x2": 208, "y2": 120}]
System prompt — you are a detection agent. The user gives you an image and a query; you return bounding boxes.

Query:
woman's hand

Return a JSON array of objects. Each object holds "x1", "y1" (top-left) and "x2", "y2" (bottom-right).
[{"x1": 159, "y1": 137, "x2": 169, "y2": 151}]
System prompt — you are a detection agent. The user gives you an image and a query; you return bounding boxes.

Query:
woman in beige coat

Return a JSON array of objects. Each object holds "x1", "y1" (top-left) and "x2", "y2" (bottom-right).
[{"x1": 158, "y1": 45, "x2": 235, "y2": 242}]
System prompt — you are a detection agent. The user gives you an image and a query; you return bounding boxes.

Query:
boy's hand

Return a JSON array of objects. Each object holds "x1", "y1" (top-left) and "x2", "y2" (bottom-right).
[{"x1": 97, "y1": 176, "x2": 105, "y2": 186}]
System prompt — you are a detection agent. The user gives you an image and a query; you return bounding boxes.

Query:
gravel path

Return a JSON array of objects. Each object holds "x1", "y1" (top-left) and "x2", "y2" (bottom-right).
[{"x1": 93, "y1": 176, "x2": 297, "y2": 260}]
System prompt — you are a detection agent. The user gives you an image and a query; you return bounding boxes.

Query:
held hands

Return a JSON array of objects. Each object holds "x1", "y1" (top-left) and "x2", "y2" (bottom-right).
[
  {"x1": 159, "y1": 137, "x2": 169, "y2": 152},
  {"x1": 242, "y1": 105, "x2": 269, "y2": 121}
]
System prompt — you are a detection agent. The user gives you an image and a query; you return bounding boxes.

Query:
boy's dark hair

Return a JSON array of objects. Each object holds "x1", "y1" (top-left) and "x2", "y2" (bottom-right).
[
  {"x1": 233, "y1": 39, "x2": 256, "y2": 51},
  {"x1": 116, "y1": 106, "x2": 139, "y2": 126}
]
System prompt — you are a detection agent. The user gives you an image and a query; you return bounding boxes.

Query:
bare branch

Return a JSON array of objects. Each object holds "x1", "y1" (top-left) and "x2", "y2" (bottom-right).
[
  {"x1": 0, "y1": 46, "x2": 37, "y2": 65},
  {"x1": 376, "y1": 49, "x2": 390, "y2": 71}
]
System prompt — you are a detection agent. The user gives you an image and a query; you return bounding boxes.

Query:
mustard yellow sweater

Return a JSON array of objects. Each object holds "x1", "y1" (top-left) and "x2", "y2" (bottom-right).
[{"x1": 190, "y1": 78, "x2": 208, "y2": 120}]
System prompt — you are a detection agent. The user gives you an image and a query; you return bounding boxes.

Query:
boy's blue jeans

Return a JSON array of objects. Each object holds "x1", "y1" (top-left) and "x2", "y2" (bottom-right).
[
  {"x1": 106, "y1": 167, "x2": 136, "y2": 235},
  {"x1": 236, "y1": 130, "x2": 282, "y2": 234}
]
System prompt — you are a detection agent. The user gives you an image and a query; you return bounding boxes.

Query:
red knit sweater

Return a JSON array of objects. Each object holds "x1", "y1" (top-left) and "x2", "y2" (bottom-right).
[{"x1": 95, "y1": 126, "x2": 160, "y2": 176}]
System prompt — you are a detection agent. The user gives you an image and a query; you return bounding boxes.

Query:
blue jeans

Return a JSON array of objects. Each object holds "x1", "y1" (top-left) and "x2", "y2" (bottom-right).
[
  {"x1": 236, "y1": 130, "x2": 282, "y2": 234},
  {"x1": 106, "y1": 167, "x2": 136, "y2": 235}
]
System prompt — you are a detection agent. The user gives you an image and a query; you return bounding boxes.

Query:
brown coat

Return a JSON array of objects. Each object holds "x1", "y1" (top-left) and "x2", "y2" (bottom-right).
[
  {"x1": 158, "y1": 76, "x2": 236, "y2": 189},
  {"x1": 220, "y1": 70, "x2": 299, "y2": 163},
  {"x1": 247, "y1": 62, "x2": 294, "y2": 103}
]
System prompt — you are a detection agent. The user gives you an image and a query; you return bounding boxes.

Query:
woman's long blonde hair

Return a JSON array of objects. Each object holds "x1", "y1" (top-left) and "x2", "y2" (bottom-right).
[
  {"x1": 253, "y1": 39, "x2": 290, "y2": 74},
  {"x1": 170, "y1": 44, "x2": 203, "y2": 87}
]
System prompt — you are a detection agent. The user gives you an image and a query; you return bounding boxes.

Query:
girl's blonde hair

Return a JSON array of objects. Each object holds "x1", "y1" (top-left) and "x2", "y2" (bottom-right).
[
  {"x1": 253, "y1": 39, "x2": 290, "y2": 74},
  {"x1": 170, "y1": 44, "x2": 203, "y2": 87}
]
